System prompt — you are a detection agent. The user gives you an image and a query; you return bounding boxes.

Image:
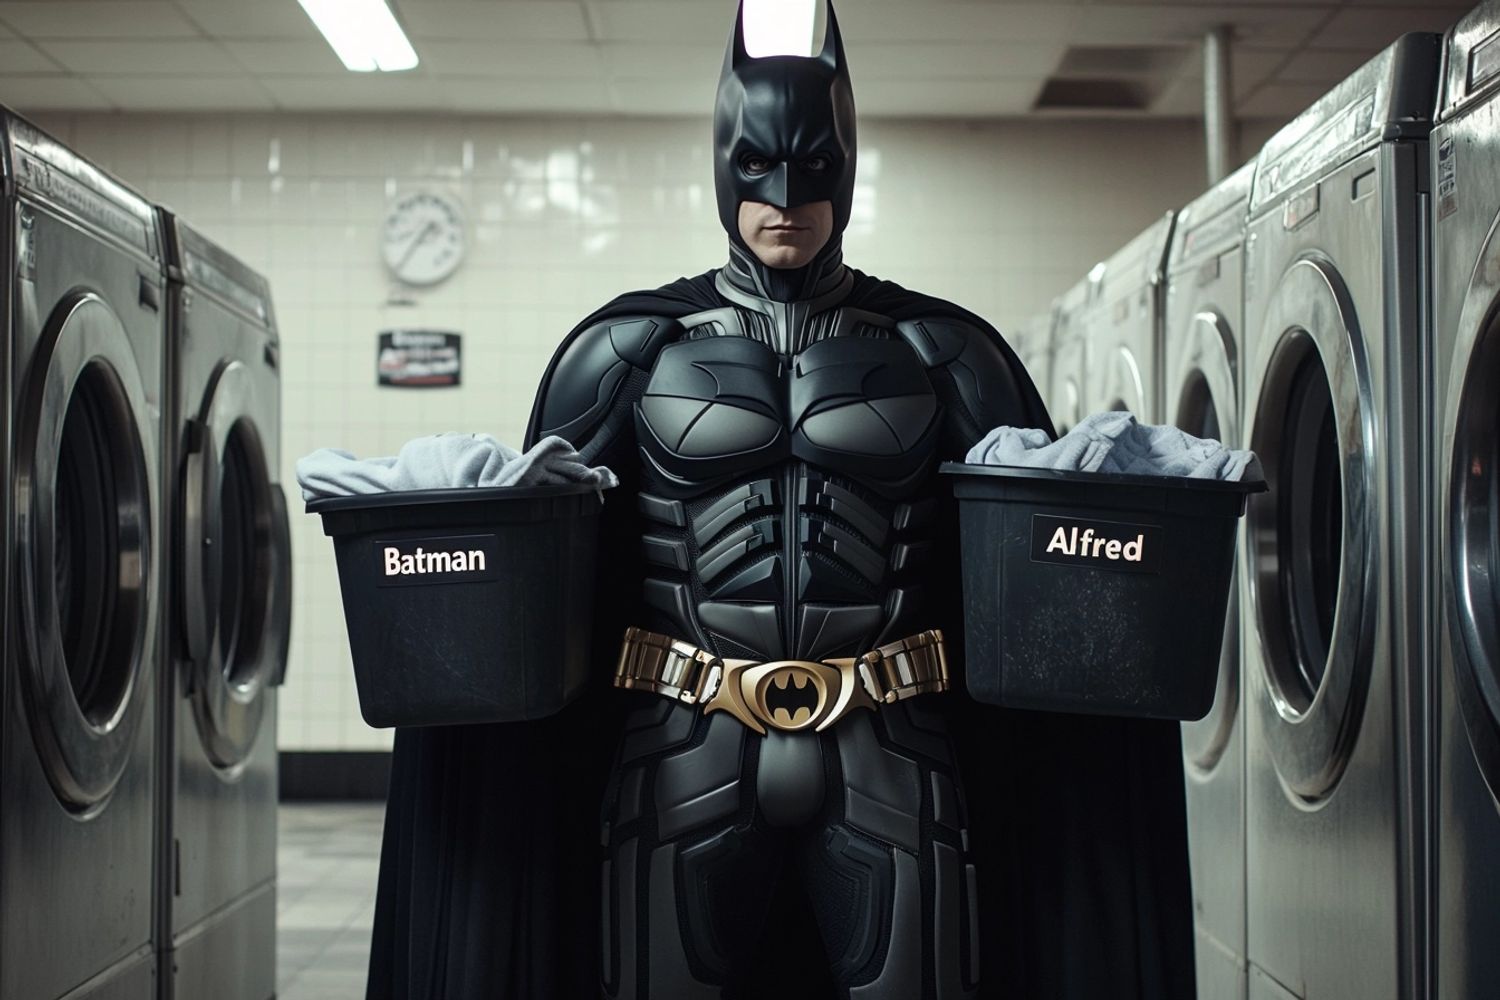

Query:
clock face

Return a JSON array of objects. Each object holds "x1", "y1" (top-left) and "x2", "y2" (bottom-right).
[{"x1": 382, "y1": 191, "x2": 465, "y2": 286}]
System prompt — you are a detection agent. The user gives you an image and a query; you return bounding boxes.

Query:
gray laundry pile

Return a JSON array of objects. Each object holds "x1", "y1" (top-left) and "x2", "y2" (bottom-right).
[
  {"x1": 965, "y1": 411, "x2": 1262, "y2": 482},
  {"x1": 296, "y1": 432, "x2": 617, "y2": 501}
]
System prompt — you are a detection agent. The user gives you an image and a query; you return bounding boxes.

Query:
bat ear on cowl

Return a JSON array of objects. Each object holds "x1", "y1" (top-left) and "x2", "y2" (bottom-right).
[
  {"x1": 818, "y1": 0, "x2": 845, "y2": 70},
  {"x1": 728, "y1": 0, "x2": 751, "y2": 69}
]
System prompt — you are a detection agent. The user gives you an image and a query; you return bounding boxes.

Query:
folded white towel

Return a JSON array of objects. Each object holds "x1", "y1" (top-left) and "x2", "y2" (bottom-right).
[
  {"x1": 965, "y1": 412, "x2": 1262, "y2": 482},
  {"x1": 295, "y1": 433, "x2": 618, "y2": 502}
]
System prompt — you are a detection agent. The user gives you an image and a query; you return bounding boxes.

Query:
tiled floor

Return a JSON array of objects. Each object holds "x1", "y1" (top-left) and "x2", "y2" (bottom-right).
[{"x1": 277, "y1": 802, "x2": 385, "y2": 1000}]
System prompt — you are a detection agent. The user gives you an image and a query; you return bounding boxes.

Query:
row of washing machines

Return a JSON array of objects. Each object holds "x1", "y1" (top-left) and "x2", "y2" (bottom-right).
[
  {"x1": 1011, "y1": 5, "x2": 1500, "y2": 998},
  {"x1": 0, "y1": 111, "x2": 289, "y2": 999}
]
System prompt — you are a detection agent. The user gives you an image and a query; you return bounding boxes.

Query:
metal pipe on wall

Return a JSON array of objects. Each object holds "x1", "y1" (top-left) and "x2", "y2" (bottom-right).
[{"x1": 1204, "y1": 25, "x2": 1234, "y2": 185}]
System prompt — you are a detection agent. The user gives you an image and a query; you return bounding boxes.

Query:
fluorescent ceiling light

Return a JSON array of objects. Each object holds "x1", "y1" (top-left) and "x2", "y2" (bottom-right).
[
  {"x1": 742, "y1": 0, "x2": 825, "y2": 59},
  {"x1": 297, "y1": 0, "x2": 419, "y2": 73}
]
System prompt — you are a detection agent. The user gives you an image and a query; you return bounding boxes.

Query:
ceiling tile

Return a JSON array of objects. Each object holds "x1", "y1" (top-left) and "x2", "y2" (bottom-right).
[
  {"x1": 854, "y1": 42, "x2": 1066, "y2": 81},
  {"x1": 0, "y1": 38, "x2": 61, "y2": 73},
  {"x1": 0, "y1": 74, "x2": 111, "y2": 109},
  {"x1": 173, "y1": 0, "x2": 323, "y2": 39},
  {"x1": 398, "y1": 2, "x2": 590, "y2": 42},
  {"x1": 837, "y1": 3, "x2": 1080, "y2": 44},
  {"x1": 38, "y1": 39, "x2": 236, "y2": 75},
  {"x1": 220, "y1": 40, "x2": 347, "y2": 76},
  {"x1": 1084, "y1": 0, "x2": 1331, "y2": 5},
  {"x1": 1071, "y1": 6, "x2": 1327, "y2": 48},
  {"x1": 1174, "y1": 47, "x2": 1290, "y2": 94},
  {"x1": 91, "y1": 75, "x2": 277, "y2": 110},
  {"x1": 1308, "y1": 6, "x2": 1469, "y2": 49},
  {"x1": 856, "y1": 78, "x2": 1043, "y2": 117},
  {"x1": 1339, "y1": 0, "x2": 1466, "y2": 6},
  {"x1": 598, "y1": 43, "x2": 723, "y2": 81},
  {"x1": 1236, "y1": 80, "x2": 1337, "y2": 118},
  {"x1": 585, "y1": 2, "x2": 731, "y2": 43},
  {"x1": 0, "y1": 1, "x2": 198, "y2": 38},
  {"x1": 1149, "y1": 75, "x2": 1209, "y2": 116},
  {"x1": 1274, "y1": 47, "x2": 1379, "y2": 83},
  {"x1": 421, "y1": 42, "x2": 605, "y2": 78}
]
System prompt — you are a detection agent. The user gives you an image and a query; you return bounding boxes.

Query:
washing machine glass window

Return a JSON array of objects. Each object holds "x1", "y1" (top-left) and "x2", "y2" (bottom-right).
[
  {"x1": 1177, "y1": 371, "x2": 1222, "y2": 442},
  {"x1": 1451, "y1": 314, "x2": 1500, "y2": 787},
  {"x1": 1251, "y1": 327, "x2": 1347, "y2": 723},
  {"x1": 55, "y1": 361, "x2": 143, "y2": 727},
  {"x1": 1278, "y1": 344, "x2": 1342, "y2": 707},
  {"x1": 216, "y1": 421, "x2": 272, "y2": 686}
]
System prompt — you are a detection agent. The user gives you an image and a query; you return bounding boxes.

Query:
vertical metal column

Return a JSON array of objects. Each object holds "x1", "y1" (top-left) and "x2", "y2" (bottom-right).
[{"x1": 1205, "y1": 26, "x2": 1234, "y2": 185}]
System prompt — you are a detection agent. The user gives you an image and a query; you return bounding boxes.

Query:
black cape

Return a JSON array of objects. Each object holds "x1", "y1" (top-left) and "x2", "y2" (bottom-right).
[{"x1": 366, "y1": 271, "x2": 1194, "y2": 1000}]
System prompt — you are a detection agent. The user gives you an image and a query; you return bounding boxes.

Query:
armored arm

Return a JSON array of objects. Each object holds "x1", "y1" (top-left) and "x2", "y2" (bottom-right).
[{"x1": 525, "y1": 312, "x2": 682, "y2": 672}]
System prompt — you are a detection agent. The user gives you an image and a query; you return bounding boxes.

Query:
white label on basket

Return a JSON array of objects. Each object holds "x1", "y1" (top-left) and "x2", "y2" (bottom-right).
[
  {"x1": 374, "y1": 534, "x2": 501, "y2": 587},
  {"x1": 1030, "y1": 515, "x2": 1161, "y2": 574}
]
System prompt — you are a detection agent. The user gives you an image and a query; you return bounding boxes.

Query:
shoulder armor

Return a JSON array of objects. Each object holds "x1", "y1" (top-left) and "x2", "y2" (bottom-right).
[
  {"x1": 532, "y1": 314, "x2": 682, "y2": 443},
  {"x1": 895, "y1": 317, "x2": 971, "y2": 367},
  {"x1": 896, "y1": 316, "x2": 1037, "y2": 437}
]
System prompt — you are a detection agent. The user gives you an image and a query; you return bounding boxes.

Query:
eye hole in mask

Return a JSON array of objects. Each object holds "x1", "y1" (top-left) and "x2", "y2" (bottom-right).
[{"x1": 741, "y1": 152, "x2": 773, "y2": 176}]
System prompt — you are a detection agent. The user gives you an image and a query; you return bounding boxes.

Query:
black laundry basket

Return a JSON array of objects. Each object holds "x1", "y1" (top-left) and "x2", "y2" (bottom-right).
[
  {"x1": 307, "y1": 484, "x2": 607, "y2": 727},
  {"x1": 942, "y1": 463, "x2": 1263, "y2": 721}
]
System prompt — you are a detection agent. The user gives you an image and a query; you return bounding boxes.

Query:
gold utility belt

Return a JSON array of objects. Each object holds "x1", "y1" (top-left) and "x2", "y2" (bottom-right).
[{"x1": 614, "y1": 626, "x2": 949, "y2": 734}]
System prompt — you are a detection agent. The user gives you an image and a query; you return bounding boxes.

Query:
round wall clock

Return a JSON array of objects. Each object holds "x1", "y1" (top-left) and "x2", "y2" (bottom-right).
[{"x1": 382, "y1": 190, "x2": 466, "y2": 286}]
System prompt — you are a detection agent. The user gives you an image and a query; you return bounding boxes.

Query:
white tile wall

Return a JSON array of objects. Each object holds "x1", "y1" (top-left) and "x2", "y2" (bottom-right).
[{"x1": 30, "y1": 110, "x2": 1248, "y2": 751}]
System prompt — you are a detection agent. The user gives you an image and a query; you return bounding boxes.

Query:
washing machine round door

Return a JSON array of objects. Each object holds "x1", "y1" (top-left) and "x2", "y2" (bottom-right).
[
  {"x1": 1051, "y1": 335, "x2": 1085, "y2": 435},
  {"x1": 16, "y1": 292, "x2": 156, "y2": 811},
  {"x1": 179, "y1": 359, "x2": 291, "y2": 771},
  {"x1": 1246, "y1": 257, "x2": 1376, "y2": 801},
  {"x1": 1174, "y1": 310, "x2": 1239, "y2": 773},
  {"x1": 1443, "y1": 234, "x2": 1500, "y2": 803},
  {"x1": 1099, "y1": 341, "x2": 1147, "y2": 416}
]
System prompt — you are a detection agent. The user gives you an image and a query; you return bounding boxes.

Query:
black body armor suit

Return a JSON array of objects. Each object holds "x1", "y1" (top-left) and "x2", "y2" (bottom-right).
[
  {"x1": 366, "y1": 4, "x2": 1193, "y2": 1000},
  {"x1": 532, "y1": 278, "x2": 1035, "y2": 1000},
  {"x1": 524, "y1": 10, "x2": 1042, "y2": 997}
]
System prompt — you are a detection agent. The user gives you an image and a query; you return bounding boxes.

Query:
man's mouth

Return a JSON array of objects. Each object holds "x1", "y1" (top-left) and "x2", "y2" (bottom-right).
[{"x1": 764, "y1": 224, "x2": 807, "y2": 232}]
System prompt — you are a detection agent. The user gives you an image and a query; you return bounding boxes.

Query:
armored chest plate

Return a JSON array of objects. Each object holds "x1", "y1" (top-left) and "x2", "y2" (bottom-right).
[{"x1": 636, "y1": 332, "x2": 940, "y2": 489}]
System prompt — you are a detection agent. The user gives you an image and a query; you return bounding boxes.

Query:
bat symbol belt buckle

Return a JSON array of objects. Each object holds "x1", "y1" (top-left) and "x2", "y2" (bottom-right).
[{"x1": 704, "y1": 658, "x2": 875, "y2": 734}]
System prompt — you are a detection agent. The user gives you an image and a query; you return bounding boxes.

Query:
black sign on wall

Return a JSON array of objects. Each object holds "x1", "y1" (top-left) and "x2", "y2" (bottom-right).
[{"x1": 377, "y1": 330, "x2": 461, "y2": 388}]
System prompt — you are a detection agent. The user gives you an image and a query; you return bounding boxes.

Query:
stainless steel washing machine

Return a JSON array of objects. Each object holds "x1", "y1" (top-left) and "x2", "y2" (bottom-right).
[
  {"x1": 1049, "y1": 275, "x2": 1095, "y2": 435},
  {"x1": 159, "y1": 211, "x2": 290, "y2": 1000},
  {"x1": 0, "y1": 112, "x2": 162, "y2": 999},
  {"x1": 1085, "y1": 211, "x2": 1175, "y2": 423},
  {"x1": 1430, "y1": 4, "x2": 1500, "y2": 996},
  {"x1": 1165, "y1": 159, "x2": 1255, "y2": 1000},
  {"x1": 1240, "y1": 35, "x2": 1439, "y2": 1000}
]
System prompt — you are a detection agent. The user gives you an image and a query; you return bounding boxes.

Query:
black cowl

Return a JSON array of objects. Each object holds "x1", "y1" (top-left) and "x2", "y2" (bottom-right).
[{"x1": 713, "y1": 0, "x2": 856, "y2": 302}]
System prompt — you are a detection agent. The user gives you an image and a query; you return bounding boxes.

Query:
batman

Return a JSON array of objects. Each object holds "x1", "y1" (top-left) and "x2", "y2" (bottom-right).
[{"x1": 366, "y1": 4, "x2": 1195, "y2": 998}]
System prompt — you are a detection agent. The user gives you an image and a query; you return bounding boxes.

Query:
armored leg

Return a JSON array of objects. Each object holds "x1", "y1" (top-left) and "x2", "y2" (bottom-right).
[
  {"x1": 601, "y1": 701, "x2": 780, "y2": 999},
  {"x1": 802, "y1": 704, "x2": 981, "y2": 1000}
]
